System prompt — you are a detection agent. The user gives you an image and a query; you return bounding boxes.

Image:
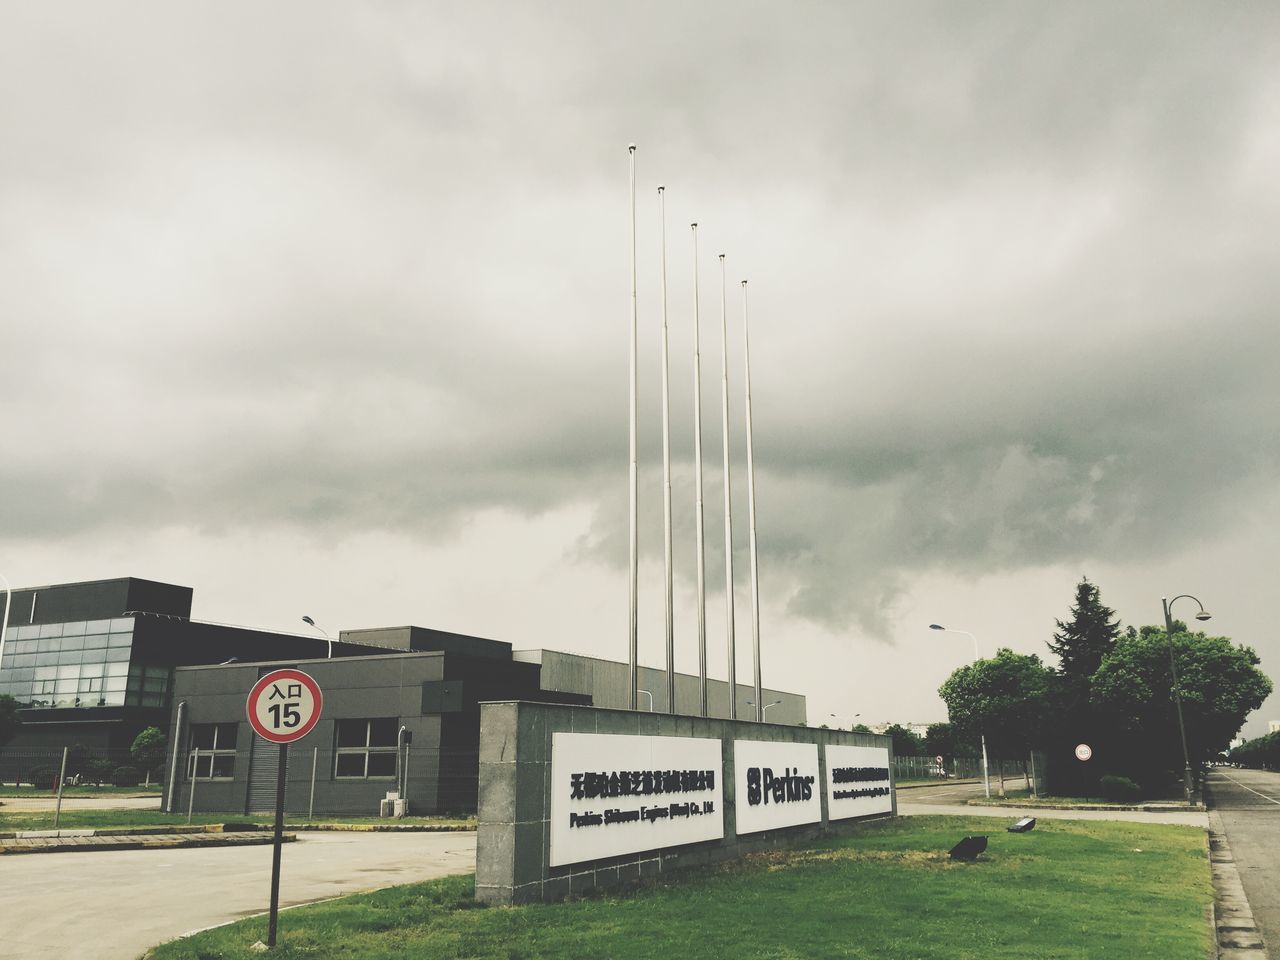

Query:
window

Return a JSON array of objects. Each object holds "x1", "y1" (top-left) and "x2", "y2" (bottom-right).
[
  {"x1": 334, "y1": 718, "x2": 399, "y2": 779},
  {"x1": 188, "y1": 723, "x2": 238, "y2": 779}
]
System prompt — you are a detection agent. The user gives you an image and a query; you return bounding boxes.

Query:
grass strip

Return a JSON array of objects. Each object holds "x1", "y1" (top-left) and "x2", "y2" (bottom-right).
[
  {"x1": 0, "y1": 809, "x2": 474, "y2": 831},
  {"x1": 147, "y1": 815, "x2": 1211, "y2": 960}
]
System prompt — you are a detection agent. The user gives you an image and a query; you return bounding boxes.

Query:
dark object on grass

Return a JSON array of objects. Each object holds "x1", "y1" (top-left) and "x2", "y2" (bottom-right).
[
  {"x1": 1008, "y1": 817, "x2": 1036, "y2": 833},
  {"x1": 948, "y1": 835, "x2": 988, "y2": 861}
]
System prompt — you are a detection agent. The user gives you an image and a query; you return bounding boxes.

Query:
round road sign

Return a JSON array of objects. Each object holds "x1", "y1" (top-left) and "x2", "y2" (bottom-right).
[
  {"x1": 247, "y1": 669, "x2": 323, "y2": 744},
  {"x1": 1074, "y1": 743, "x2": 1093, "y2": 762},
  {"x1": 935, "y1": 755, "x2": 944, "y2": 765}
]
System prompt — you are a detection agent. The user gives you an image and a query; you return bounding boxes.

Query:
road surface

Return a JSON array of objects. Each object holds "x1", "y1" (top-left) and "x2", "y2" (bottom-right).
[
  {"x1": 898, "y1": 779, "x2": 1209, "y2": 826},
  {"x1": 1205, "y1": 767, "x2": 1280, "y2": 954},
  {"x1": 0, "y1": 794, "x2": 162, "y2": 812},
  {"x1": 0, "y1": 829, "x2": 477, "y2": 960}
]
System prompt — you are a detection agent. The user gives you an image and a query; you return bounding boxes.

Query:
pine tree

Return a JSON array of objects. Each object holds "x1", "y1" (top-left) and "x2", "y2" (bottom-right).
[{"x1": 1047, "y1": 578, "x2": 1121, "y2": 683}]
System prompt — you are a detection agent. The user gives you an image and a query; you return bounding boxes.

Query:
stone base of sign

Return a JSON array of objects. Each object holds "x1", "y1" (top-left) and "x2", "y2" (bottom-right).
[{"x1": 475, "y1": 701, "x2": 896, "y2": 906}]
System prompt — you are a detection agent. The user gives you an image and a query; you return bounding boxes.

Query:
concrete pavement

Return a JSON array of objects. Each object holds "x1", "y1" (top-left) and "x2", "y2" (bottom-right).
[
  {"x1": 0, "y1": 829, "x2": 477, "y2": 960},
  {"x1": 898, "y1": 779, "x2": 1210, "y2": 827},
  {"x1": 0, "y1": 794, "x2": 162, "y2": 812},
  {"x1": 1205, "y1": 768, "x2": 1280, "y2": 956}
]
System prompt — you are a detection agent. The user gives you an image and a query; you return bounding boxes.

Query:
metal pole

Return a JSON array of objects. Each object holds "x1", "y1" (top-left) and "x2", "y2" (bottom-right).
[
  {"x1": 1163, "y1": 596, "x2": 1196, "y2": 805},
  {"x1": 53, "y1": 747, "x2": 68, "y2": 830},
  {"x1": 659, "y1": 186, "x2": 675, "y2": 715},
  {"x1": 402, "y1": 743, "x2": 411, "y2": 814},
  {"x1": 691, "y1": 223, "x2": 708, "y2": 717},
  {"x1": 1029, "y1": 750, "x2": 1038, "y2": 798},
  {"x1": 187, "y1": 748, "x2": 197, "y2": 824},
  {"x1": 741, "y1": 279, "x2": 763, "y2": 722},
  {"x1": 267, "y1": 743, "x2": 288, "y2": 947},
  {"x1": 308, "y1": 746, "x2": 318, "y2": 821},
  {"x1": 627, "y1": 143, "x2": 639, "y2": 712},
  {"x1": 165, "y1": 700, "x2": 186, "y2": 814},
  {"x1": 719, "y1": 253, "x2": 736, "y2": 720},
  {"x1": 0, "y1": 572, "x2": 11, "y2": 672}
]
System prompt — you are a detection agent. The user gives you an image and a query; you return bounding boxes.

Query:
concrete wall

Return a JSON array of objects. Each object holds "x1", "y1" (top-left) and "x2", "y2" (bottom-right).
[
  {"x1": 476, "y1": 700, "x2": 894, "y2": 905},
  {"x1": 514, "y1": 649, "x2": 807, "y2": 725}
]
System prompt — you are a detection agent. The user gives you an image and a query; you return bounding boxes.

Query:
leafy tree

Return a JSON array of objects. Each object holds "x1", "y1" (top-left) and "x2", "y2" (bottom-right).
[
  {"x1": 939, "y1": 648, "x2": 1057, "y2": 795},
  {"x1": 882, "y1": 724, "x2": 924, "y2": 757},
  {"x1": 130, "y1": 726, "x2": 168, "y2": 786},
  {"x1": 0, "y1": 695, "x2": 20, "y2": 746},
  {"x1": 1090, "y1": 629, "x2": 1272, "y2": 789},
  {"x1": 1231, "y1": 732, "x2": 1280, "y2": 769},
  {"x1": 849, "y1": 723, "x2": 872, "y2": 734},
  {"x1": 1048, "y1": 578, "x2": 1121, "y2": 686},
  {"x1": 924, "y1": 721, "x2": 980, "y2": 758}
]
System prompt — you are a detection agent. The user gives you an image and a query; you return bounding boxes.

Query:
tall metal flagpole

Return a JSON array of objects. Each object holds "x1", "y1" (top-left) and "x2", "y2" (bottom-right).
[
  {"x1": 719, "y1": 253, "x2": 737, "y2": 720},
  {"x1": 742, "y1": 280, "x2": 763, "y2": 722},
  {"x1": 691, "y1": 224, "x2": 708, "y2": 717},
  {"x1": 627, "y1": 144, "x2": 639, "y2": 711},
  {"x1": 659, "y1": 187, "x2": 675, "y2": 715}
]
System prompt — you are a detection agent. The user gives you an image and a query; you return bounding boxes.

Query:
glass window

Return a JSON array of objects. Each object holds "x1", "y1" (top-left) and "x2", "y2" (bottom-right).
[
  {"x1": 38, "y1": 623, "x2": 64, "y2": 639},
  {"x1": 56, "y1": 665, "x2": 79, "y2": 679},
  {"x1": 103, "y1": 646, "x2": 130, "y2": 662},
  {"x1": 79, "y1": 661, "x2": 105, "y2": 678},
  {"x1": 110, "y1": 617, "x2": 134, "y2": 632},
  {"x1": 33, "y1": 652, "x2": 58, "y2": 667},
  {"x1": 105, "y1": 662, "x2": 129, "y2": 677},
  {"x1": 62, "y1": 621, "x2": 88, "y2": 636},
  {"x1": 60, "y1": 635, "x2": 86, "y2": 652},
  {"x1": 13, "y1": 625, "x2": 38, "y2": 640},
  {"x1": 33, "y1": 666, "x2": 55, "y2": 680},
  {"x1": 36, "y1": 637, "x2": 61, "y2": 653},
  {"x1": 12, "y1": 653, "x2": 36, "y2": 669},
  {"x1": 81, "y1": 634, "x2": 109, "y2": 650},
  {"x1": 334, "y1": 718, "x2": 399, "y2": 780},
  {"x1": 140, "y1": 691, "x2": 164, "y2": 707},
  {"x1": 56, "y1": 650, "x2": 82, "y2": 666},
  {"x1": 103, "y1": 677, "x2": 127, "y2": 693},
  {"x1": 100, "y1": 690, "x2": 125, "y2": 706},
  {"x1": 188, "y1": 723, "x2": 237, "y2": 780},
  {"x1": 85, "y1": 619, "x2": 112, "y2": 635},
  {"x1": 107, "y1": 632, "x2": 132, "y2": 648}
]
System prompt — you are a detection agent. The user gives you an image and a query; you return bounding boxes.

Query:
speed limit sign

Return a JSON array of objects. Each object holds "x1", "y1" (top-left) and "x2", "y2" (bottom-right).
[{"x1": 247, "y1": 669, "x2": 323, "y2": 743}]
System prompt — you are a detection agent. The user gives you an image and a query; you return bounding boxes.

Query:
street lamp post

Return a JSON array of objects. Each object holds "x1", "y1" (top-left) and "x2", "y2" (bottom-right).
[
  {"x1": 1161, "y1": 595, "x2": 1212, "y2": 806},
  {"x1": 0, "y1": 573, "x2": 11, "y2": 671},
  {"x1": 301, "y1": 616, "x2": 333, "y2": 658},
  {"x1": 929, "y1": 624, "x2": 991, "y2": 799},
  {"x1": 829, "y1": 713, "x2": 861, "y2": 730},
  {"x1": 747, "y1": 699, "x2": 782, "y2": 719},
  {"x1": 637, "y1": 689, "x2": 654, "y2": 712}
]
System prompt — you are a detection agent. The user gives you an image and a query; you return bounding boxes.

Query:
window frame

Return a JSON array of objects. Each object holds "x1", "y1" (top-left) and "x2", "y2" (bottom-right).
[
  {"x1": 187, "y1": 722, "x2": 238, "y2": 781},
  {"x1": 333, "y1": 718, "x2": 400, "y2": 781}
]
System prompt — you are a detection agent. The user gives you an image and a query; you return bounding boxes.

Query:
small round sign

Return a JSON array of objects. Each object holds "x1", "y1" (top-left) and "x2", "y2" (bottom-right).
[
  {"x1": 935, "y1": 755, "x2": 945, "y2": 765},
  {"x1": 247, "y1": 669, "x2": 323, "y2": 744},
  {"x1": 1074, "y1": 743, "x2": 1093, "y2": 762}
]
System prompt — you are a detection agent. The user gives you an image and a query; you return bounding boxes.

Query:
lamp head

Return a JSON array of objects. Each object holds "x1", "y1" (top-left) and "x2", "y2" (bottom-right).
[
  {"x1": 1195, "y1": 611, "x2": 1212, "y2": 622},
  {"x1": 929, "y1": 624, "x2": 945, "y2": 631},
  {"x1": 301, "y1": 616, "x2": 316, "y2": 627}
]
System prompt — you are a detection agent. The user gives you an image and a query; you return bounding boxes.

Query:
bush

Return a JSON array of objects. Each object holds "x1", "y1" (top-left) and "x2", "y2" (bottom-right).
[
  {"x1": 111, "y1": 765, "x2": 141, "y2": 787},
  {"x1": 1099, "y1": 775, "x2": 1142, "y2": 803},
  {"x1": 26, "y1": 765, "x2": 59, "y2": 789}
]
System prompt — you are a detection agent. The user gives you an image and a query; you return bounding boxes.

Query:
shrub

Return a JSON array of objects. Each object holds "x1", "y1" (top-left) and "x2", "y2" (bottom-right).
[
  {"x1": 1099, "y1": 774, "x2": 1142, "y2": 803},
  {"x1": 111, "y1": 765, "x2": 141, "y2": 787},
  {"x1": 82, "y1": 757, "x2": 115, "y2": 786},
  {"x1": 27, "y1": 765, "x2": 59, "y2": 789}
]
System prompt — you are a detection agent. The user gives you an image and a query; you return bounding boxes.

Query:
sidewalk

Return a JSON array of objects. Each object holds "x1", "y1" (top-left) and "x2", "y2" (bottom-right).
[{"x1": 0, "y1": 830, "x2": 292, "y2": 855}]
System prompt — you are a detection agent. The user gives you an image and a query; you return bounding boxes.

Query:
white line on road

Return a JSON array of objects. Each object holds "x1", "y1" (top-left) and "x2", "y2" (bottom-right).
[{"x1": 1215, "y1": 773, "x2": 1280, "y2": 805}]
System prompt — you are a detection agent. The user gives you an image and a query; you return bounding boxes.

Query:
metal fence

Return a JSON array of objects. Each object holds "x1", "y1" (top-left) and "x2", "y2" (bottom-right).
[
  {"x1": 0, "y1": 747, "x2": 164, "y2": 788},
  {"x1": 893, "y1": 754, "x2": 1036, "y2": 784}
]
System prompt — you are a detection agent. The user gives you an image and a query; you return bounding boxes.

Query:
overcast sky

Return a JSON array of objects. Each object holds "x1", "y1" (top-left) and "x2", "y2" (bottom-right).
[{"x1": 3, "y1": 2, "x2": 1278, "y2": 737}]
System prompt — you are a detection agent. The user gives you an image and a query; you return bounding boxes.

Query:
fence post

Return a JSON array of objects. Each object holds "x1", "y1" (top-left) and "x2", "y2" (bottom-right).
[
  {"x1": 52, "y1": 747, "x2": 69, "y2": 830},
  {"x1": 187, "y1": 748, "x2": 198, "y2": 824}
]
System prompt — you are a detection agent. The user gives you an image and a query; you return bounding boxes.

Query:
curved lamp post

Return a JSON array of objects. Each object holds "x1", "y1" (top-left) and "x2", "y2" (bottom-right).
[
  {"x1": 748, "y1": 699, "x2": 782, "y2": 719},
  {"x1": 929, "y1": 624, "x2": 991, "y2": 799},
  {"x1": 1162, "y1": 595, "x2": 1212, "y2": 806},
  {"x1": 829, "y1": 712, "x2": 861, "y2": 730},
  {"x1": 0, "y1": 573, "x2": 11, "y2": 671},
  {"x1": 301, "y1": 616, "x2": 334, "y2": 659}
]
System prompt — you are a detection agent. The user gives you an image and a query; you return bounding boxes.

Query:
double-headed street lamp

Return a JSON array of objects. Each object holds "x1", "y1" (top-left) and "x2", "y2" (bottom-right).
[
  {"x1": 929, "y1": 623, "x2": 991, "y2": 799},
  {"x1": 1161, "y1": 595, "x2": 1212, "y2": 806}
]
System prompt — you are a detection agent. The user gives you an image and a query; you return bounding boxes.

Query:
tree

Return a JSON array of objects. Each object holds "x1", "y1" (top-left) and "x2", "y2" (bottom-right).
[
  {"x1": 924, "y1": 721, "x2": 980, "y2": 759},
  {"x1": 849, "y1": 723, "x2": 872, "y2": 734},
  {"x1": 1048, "y1": 578, "x2": 1121, "y2": 686},
  {"x1": 130, "y1": 727, "x2": 168, "y2": 787},
  {"x1": 882, "y1": 724, "x2": 924, "y2": 757},
  {"x1": 939, "y1": 648, "x2": 1057, "y2": 796},
  {"x1": 0, "y1": 695, "x2": 20, "y2": 746},
  {"x1": 1090, "y1": 629, "x2": 1272, "y2": 790}
]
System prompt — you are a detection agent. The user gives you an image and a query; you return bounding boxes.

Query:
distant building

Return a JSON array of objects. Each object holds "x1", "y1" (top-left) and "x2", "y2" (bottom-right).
[{"x1": 1269, "y1": 720, "x2": 1280, "y2": 734}]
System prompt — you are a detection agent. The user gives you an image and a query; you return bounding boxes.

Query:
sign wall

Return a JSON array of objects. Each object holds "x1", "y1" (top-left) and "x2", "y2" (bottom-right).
[
  {"x1": 549, "y1": 732, "x2": 725, "y2": 867},
  {"x1": 824, "y1": 744, "x2": 893, "y2": 820},
  {"x1": 733, "y1": 740, "x2": 822, "y2": 835}
]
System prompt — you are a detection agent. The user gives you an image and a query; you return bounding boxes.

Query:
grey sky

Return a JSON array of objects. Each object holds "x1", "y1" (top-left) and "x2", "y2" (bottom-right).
[{"x1": 3, "y1": 2, "x2": 1278, "y2": 735}]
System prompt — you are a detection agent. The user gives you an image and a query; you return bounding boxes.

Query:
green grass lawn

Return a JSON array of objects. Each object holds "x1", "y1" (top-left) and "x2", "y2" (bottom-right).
[
  {"x1": 0, "y1": 808, "x2": 475, "y2": 831},
  {"x1": 0, "y1": 783, "x2": 162, "y2": 797},
  {"x1": 147, "y1": 815, "x2": 1211, "y2": 960}
]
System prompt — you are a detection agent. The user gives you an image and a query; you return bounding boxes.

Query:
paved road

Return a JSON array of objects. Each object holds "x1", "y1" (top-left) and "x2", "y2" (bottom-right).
[
  {"x1": 0, "y1": 830, "x2": 477, "y2": 960},
  {"x1": 898, "y1": 779, "x2": 1209, "y2": 827},
  {"x1": 1205, "y1": 767, "x2": 1280, "y2": 954}
]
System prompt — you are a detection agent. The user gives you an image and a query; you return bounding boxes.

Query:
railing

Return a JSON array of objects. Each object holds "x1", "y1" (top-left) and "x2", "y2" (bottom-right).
[{"x1": 0, "y1": 747, "x2": 163, "y2": 788}]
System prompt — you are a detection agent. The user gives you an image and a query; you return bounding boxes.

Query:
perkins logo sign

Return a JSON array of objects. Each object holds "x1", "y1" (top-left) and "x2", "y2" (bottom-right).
[{"x1": 734, "y1": 740, "x2": 821, "y2": 835}]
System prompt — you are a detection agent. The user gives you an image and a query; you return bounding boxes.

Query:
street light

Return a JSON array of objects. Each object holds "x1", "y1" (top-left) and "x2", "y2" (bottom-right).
[
  {"x1": 0, "y1": 573, "x2": 11, "y2": 672},
  {"x1": 301, "y1": 616, "x2": 333, "y2": 658},
  {"x1": 929, "y1": 623, "x2": 991, "y2": 799},
  {"x1": 829, "y1": 712, "x2": 861, "y2": 730},
  {"x1": 1162, "y1": 595, "x2": 1212, "y2": 806},
  {"x1": 748, "y1": 699, "x2": 783, "y2": 719}
]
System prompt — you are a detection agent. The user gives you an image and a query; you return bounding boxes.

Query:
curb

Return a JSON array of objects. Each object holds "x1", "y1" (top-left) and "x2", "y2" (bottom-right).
[
  {"x1": 1208, "y1": 812, "x2": 1270, "y2": 958},
  {"x1": 965, "y1": 800, "x2": 1207, "y2": 813},
  {"x1": 0, "y1": 822, "x2": 475, "y2": 841},
  {"x1": 0, "y1": 832, "x2": 295, "y2": 856},
  {"x1": 893, "y1": 779, "x2": 982, "y2": 791}
]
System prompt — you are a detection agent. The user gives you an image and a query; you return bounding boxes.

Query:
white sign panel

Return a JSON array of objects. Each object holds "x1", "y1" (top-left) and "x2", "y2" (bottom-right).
[
  {"x1": 733, "y1": 740, "x2": 821, "y2": 835},
  {"x1": 825, "y1": 744, "x2": 893, "y2": 820},
  {"x1": 549, "y1": 732, "x2": 724, "y2": 868}
]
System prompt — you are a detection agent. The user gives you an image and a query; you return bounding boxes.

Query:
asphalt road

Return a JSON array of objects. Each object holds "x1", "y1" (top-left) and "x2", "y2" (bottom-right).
[
  {"x1": 898, "y1": 779, "x2": 1209, "y2": 826},
  {"x1": 0, "y1": 830, "x2": 477, "y2": 960},
  {"x1": 1205, "y1": 767, "x2": 1280, "y2": 954},
  {"x1": 0, "y1": 794, "x2": 162, "y2": 812}
]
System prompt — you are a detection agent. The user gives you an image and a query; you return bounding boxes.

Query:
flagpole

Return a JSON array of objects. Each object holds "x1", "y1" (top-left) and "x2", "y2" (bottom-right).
[
  {"x1": 691, "y1": 224, "x2": 708, "y2": 717},
  {"x1": 658, "y1": 186, "x2": 675, "y2": 714},
  {"x1": 627, "y1": 144, "x2": 639, "y2": 711},
  {"x1": 719, "y1": 253, "x2": 736, "y2": 721},
  {"x1": 742, "y1": 280, "x2": 763, "y2": 722}
]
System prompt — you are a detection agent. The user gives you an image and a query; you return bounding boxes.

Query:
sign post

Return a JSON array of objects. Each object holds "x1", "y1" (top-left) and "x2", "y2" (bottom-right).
[{"x1": 247, "y1": 668, "x2": 323, "y2": 949}]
